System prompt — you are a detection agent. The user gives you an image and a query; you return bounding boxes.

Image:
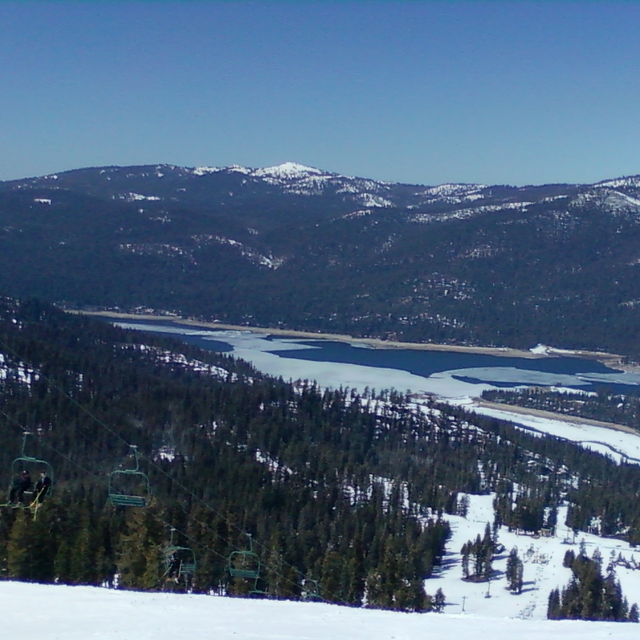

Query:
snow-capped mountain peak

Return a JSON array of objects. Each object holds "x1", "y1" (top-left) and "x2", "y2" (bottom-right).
[{"x1": 252, "y1": 162, "x2": 325, "y2": 179}]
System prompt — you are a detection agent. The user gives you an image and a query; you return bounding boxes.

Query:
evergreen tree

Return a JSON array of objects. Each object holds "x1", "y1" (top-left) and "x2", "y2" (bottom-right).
[
  {"x1": 116, "y1": 507, "x2": 164, "y2": 590},
  {"x1": 506, "y1": 547, "x2": 523, "y2": 594},
  {"x1": 550, "y1": 554, "x2": 638, "y2": 621},
  {"x1": 433, "y1": 587, "x2": 446, "y2": 612},
  {"x1": 457, "y1": 494, "x2": 470, "y2": 518},
  {"x1": 563, "y1": 549, "x2": 575, "y2": 568},
  {"x1": 547, "y1": 588, "x2": 560, "y2": 619}
]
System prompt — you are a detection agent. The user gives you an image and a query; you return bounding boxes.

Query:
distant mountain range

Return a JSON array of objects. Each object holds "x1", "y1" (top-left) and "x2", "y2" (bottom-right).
[{"x1": 2, "y1": 162, "x2": 640, "y2": 358}]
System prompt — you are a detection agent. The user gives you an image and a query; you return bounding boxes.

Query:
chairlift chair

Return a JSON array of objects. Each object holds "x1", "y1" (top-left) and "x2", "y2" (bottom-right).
[
  {"x1": 163, "y1": 527, "x2": 197, "y2": 582},
  {"x1": 3, "y1": 432, "x2": 54, "y2": 511},
  {"x1": 228, "y1": 534, "x2": 267, "y2": 597},
  {"x1": 108, "y1": 445, "x2": 150, "y2": 508},
  {"x1": 302, "y1": 578, "x2": 323, "y2": 602}
]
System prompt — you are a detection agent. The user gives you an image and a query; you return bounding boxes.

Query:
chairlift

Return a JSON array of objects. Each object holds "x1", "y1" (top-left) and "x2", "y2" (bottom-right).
[
  {"x1": 301, "y1": 578, "x2": 323, "y2": 602},
  {"x1": 108, "y1": 445, "x2": 150, "y2": 508},
  {"x1": 163, "y1": 527, "x2": 197, "y2": 583},
  {"x1": 228, "y1": 534, "x2": 267, "y2": 597},
  {"x1": 2, "y1": 432, "x2": 54, "y2": 513}
]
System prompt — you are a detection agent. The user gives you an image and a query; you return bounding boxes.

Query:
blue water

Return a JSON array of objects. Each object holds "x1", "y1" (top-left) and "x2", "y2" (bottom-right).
[
  {"x1": 266, "y1": 340, "x2": 640, "y2": 394},
  {"x1": 267, "y1": 339, "x2": 615, "y2": 377}
]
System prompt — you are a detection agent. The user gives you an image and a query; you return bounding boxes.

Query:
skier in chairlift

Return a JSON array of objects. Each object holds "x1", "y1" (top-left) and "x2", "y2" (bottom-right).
[{"x1": 9, "y1": 469, "x2": 32, "y2": 505}]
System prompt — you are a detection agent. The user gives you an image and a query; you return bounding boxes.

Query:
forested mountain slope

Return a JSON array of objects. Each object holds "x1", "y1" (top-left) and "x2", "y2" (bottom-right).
[
  {"x1": 1, "y1": 164, "x2": 640, "y2": 357},
  {"x1": 1, "y1": 297, "x2": 640, "y2": 613}
]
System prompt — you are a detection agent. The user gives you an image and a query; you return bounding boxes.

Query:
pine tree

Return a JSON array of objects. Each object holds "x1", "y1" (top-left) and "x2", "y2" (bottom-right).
[
  {"x1": 592, "y1": 547, "x2": 602, "y2": 572},
  {"x1": 116, "y1": 507, "x2": 164, "y2": 590},
  {"x1": 7, "y1": 510, "x2": 34, "y2": 579},
  {"x1": 457, "y1": 494, "x2": 470, "y2": 518},
  {"x1": 506, "y1": 547, "x2": 523, "y2": 593},
  {"x1": 263, "y1": 531, "x2": 300, "y2": 599},
  {"x1": 481, "y1": 523, "x2": 494, "y2": 580},
  {"x1": 365, "y1": 569, "x2": 385, "y2": 608},
  {"x1": 563, "y1": 549, "x2": 575, "y2": 568},
  {"x1": 460, "y1": 542, "x2": 470, "y2": 580},
  {"x1": 514, "y1": 558, "x2": 524, "y2": 594},
  {"x1": 433, "y1": 587, "x2": 446, "y2": 612},
  {"x1": 547, "y1": 588, "x2": 561, "y2": 619},
  {"x1": 70, "y1": 511, "x2": 101, "y2": 584},
  {"x1": 7, "y1": 507, "x2": 57, "y2": 582}
]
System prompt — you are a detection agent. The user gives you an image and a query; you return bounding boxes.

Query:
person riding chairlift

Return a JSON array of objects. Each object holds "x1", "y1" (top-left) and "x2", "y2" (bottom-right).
[
  {"x1": 34, "y1": 471, "x2": 51, "y2": 503},
  {"x1": 9, "y1": 470, "x2": 32, "y2": 505}
]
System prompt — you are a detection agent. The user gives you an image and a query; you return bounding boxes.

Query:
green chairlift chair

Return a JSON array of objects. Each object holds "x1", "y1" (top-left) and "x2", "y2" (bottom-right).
[
  {"x1": 163, "y1": 527, "x2": 197, "y2": 584},
  {"x1": 227, "y1": 534, "x2": 267, "y2": 597},
  {"x1": 108, "y1": 445, "x2": 150, "y2": 508},
  {"x1": 3, "y1": 432, "x2": 54, "y2": 514},
  {"x1": 302, "y1": 578, "x2": 323, "y2": 602}
]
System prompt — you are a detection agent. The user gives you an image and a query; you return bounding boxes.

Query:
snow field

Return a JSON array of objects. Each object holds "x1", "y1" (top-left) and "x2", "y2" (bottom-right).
[{"x1": 2, "y1": 578, "x2": 639, "y2": 640}]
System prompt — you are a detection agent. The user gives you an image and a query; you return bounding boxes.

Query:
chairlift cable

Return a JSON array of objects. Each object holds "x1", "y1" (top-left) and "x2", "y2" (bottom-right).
[
  {"x1": 27, "y1": 436, "x2": 313, "y2": 599},
  {"x1": 23, "y1": 427, "x2": 326, "y2": 601},
  {"x1": 0, "y1": 338, "x2": 332, "y2": 602}
]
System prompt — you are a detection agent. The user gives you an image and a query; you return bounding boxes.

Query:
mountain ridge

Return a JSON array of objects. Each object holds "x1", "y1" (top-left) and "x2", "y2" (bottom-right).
[{"x1": 1, "y1": 162, "x2": 640, "y2": 358}]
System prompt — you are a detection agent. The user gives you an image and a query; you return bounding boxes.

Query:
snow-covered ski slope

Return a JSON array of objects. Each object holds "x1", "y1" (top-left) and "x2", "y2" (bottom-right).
[
  {"x1": 439, "y1": 494, "x2": 640, "y2": 619},
  {"x1": 3, "y1": 494, "x2": 640, "y2": 638},
  {"x1": 0, "y1": 577, "x2": 637, "y2": 640}
]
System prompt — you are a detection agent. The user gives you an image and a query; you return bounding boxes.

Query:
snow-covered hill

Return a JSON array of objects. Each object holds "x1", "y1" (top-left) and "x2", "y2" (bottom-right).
[
  {"x1": 3, "y1": 161, "x2": 489, "y2": 209},
  {"x1": 4, "y1": 323, "x2": 640, "y2": 637},
  {"x1": 4, "y1": 441, "x2": 640, "y2": 637}
]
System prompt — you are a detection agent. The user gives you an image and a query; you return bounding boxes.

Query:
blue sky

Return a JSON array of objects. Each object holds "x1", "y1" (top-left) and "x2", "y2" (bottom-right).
[{"x1": 1, "y1": 1, "x2": 639, "y2": 186}]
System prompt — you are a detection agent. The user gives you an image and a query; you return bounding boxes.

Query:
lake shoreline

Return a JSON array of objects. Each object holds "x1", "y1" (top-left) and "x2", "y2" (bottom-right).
[
  {"x1": 473, "y1": 399, "x2": 640, "y2": 436},
  {"x1": 71, "y1": 310, "x2": 636, "y2": 373}
]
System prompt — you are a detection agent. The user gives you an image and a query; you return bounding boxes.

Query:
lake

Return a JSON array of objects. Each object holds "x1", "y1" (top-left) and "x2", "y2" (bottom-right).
[{"x1": 110, "y1": 318, "x2": 640, "y2": 398}]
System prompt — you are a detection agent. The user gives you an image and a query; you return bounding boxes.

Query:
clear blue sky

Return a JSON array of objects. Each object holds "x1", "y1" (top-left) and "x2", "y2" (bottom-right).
[{"x1": 1, "y1": 0, "x2": 639, "y2": 186}]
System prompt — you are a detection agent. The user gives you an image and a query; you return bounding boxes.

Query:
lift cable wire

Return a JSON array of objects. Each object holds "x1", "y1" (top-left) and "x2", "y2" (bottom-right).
[
  {"x1": 0, "y1": 333, "x2": 332, "y2": 601},
  {"x1": 0, "y1": 408, "x2": 319, "y2": 600},
  {"x1": 0, "y1": 415, "x2": 245, "y2": 582}
]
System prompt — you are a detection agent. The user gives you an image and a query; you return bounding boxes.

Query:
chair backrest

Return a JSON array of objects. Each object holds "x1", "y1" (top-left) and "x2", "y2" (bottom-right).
[
  {"x1": 108, "y1": 469, "x2": 150, "y2": 508},
  {"x1": 228, "y1": 550, "x2": 261, "y2": 579}
]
